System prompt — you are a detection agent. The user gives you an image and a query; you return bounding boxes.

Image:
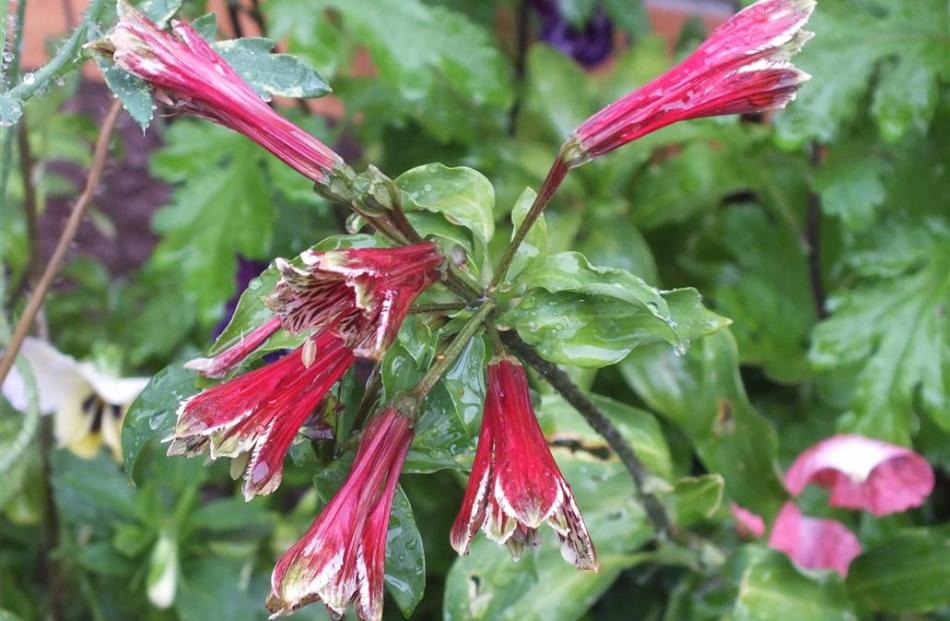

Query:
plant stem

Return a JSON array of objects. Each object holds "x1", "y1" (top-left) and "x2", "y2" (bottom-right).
[
  {"x1": 490, "y1": 156, "x2": 569, "y2": 288},
  {"x1": 40, "y1": 415, "x2": 64, "y2": 621},
  {"x1": 410, "y1": 300, "x2": 495, "y2": 400},
  {"x1": 805, "y1": 141, "x2": 827, "y2": 319},
  {"x1": 499, "y1": 329, "x2": 675, "y2": 540},
  {"x1": 0, "y1": 100, "x2": 122, "y2": 384},
  {"x1": 0, "y1": 0, "x2": 30, "y2": 200},
  {"x1": 3, "y1": 0, "x2": 107, "y2": 104},
  {"x1": 11, "y1": 115, "x2": 41, "y2": 300},
  {"x1": 410, "y1": 302, "x2": 468, "y2": 314}
]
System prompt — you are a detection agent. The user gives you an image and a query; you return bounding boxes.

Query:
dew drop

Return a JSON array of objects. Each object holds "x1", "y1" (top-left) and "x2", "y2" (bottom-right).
[
  {"x1": 22, "y1": 71, "x2": 34, "y2": 85},
  {"x1": 251, "y1": 461, "x2": 269, "y2": 483},
  {"x1": 2, "y1": 52, "x2": 13, "y2": 63},
  {"x1": 423, "y1": 183, "x2": 432, "y2": 192}
]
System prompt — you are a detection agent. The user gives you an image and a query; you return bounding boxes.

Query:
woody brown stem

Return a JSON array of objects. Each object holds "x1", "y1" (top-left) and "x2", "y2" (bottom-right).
[{"x1": 0, "y1": 101, "x2": 122, "y2": 384}]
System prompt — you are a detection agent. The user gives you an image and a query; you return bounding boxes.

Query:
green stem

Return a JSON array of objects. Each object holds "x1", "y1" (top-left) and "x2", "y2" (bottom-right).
[
  {"x1": 490, "y1": 155, "x2": 570, "y2": 289},
  {"x1": 410, "y1": 302, "x2": 468, "y2": 314},
  {"x1": 4, "y1": 0, "x2": 107, "y2": 104},
  {"x1": 409, "y1": 299, "x2": 495, "y2": 400},
  {"x1": 0, "y1": 0, "x2": 30, "y2": 200}
]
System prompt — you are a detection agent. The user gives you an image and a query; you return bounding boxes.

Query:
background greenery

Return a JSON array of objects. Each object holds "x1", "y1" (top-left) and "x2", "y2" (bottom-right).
[{"x1": 1, "y1": 0, "x2": 948, "y2": 619}]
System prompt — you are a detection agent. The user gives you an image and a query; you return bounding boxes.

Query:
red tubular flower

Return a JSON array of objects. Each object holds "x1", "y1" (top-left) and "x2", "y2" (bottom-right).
[
  {"x1": 167, "y1": 330, "x2": 354, "y2": 500},
  {"x1": 267, "y1": 407, "x2": 413, "y2": 620},
  {"x1": 104, "y1": 2, "x2": 342, "y2": 183},
  {"x1": 784, "y1": 434, "x2": 935, "y2": 516},
  {"x1": 768, "y1": 502, "x2": 862, "y2": 577},
  {"x1": 268, "y1": 242, "x2": 444, "y2": 359},
  {"x1": 184, "y1": 317, "x2": 282, "y2": 379},
  {"x1": 450, "y1": 358, "x2": 597, "y2": 569},
  {"x1": 569, "y1": 0, "x2": 814, "y2": 163}
]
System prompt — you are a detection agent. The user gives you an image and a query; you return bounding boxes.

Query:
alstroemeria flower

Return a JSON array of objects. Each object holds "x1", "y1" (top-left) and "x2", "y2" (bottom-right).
[
  {"x1": 784, "y1": 434, "x2": 935, "y2": 516},
  {"x1": 568, "y1": 0, "x2": 814, "y2": 164},
  {"x1": 167, "y1": 330, "x2": 354, "y2": 500},
  {"x1": 268, "y1": 242, "x2": 444, "y2": 359},
  {"x1": 730, "y1": 502, "x2": 766, "y2": 539},
  {"x1": 184, "y1": 317, "x2": 282, "y2": 379},
  {"x1": 102, "y1": 2, "x2": 343, "y2": 183},
  {"x1": 768, "y1": 502, "x2": 861, "y2": 577},
  {"x1": 450, "y1": 358, "x2": 597, "y2": 569},
  {"x1": 2, "y1": 337, "x2": 148, "y2": 460},
  {"x1": 267, "y1": 406, "x2": 413, "y2": 620}
]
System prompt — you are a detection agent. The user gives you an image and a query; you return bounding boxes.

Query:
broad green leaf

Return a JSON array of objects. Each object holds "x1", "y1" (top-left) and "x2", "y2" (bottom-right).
[
  {"x1": 51, "y1": 451, "x2": 138, "y2": 524},
  {"x1": 175, "y1": 558, "x2": 270, "y2": 621},
  {"x1": 810, "y1": 234, "x2": 950, "y2": 443},
  {"x1": 668, "y1": 474, "x2": 724, "y2": 528},
  {"x1": 212, "y1": 37, "x2": 331, "y2": 99},
  {"x1": 538, "y1": 393, "x2": 673, "y2": 481},
  {"x1": 578, "y1": 208, "x2": 657, "y2": 284},
  {"x1": 733, "y1": 550, "x2": 857, "y2": 621},
  {"x1": 190, "y1": 12, "x2": 218, "y2": 41},
  {"x1": 621, "y1": 330, "x2": 786, "y2": 518},
  {"x1": 524, "y1": 45, "x2": 593, "y2": 139},
  {"x1": 313, "y1": 0, "x2": 511, "y2": 141},
  {"x1": 122, "y1": 362, "x2": 200, "y2": 483},
  {"x1": 846, "y1": 529, "x2": 950, "y2": 613},
  {"x1": 138, "y1": 0, "x2": 183, "y2": 24},
  {"x1": 150, "y1": 122, "x2": 275, "y2": 322},
  {"x1": 708, "y1": 205, "x2": 816, "y2": 383},
  {"x1": 504, "y1": 252, "x2": 729, "y2": 367},
  {"x1": 397, "y1": 163, "x2": 496, "y2": 245},
  {"x1": 814, "y1": 134, "x2": 888, "y2": 233},
  {"x1": 96, "y1": 60, "x2": 154, "y2": 129},
  {"x1": 775, "y1": 0, "x2": 948, "y2": 145}
]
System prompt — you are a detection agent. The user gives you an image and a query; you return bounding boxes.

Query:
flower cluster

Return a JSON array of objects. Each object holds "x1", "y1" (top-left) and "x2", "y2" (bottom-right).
[
  {"x1": 101, "y1": 0, "x2": 825, "y2": 618},
  {"x1": 733, "y1": 434, "x2": 935, "y2": 576}
]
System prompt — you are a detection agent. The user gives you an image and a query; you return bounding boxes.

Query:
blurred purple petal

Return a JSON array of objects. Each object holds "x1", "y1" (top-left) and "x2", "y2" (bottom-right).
[{"x1": 531, "y1": 0, "x2": 615, "y2": 67}]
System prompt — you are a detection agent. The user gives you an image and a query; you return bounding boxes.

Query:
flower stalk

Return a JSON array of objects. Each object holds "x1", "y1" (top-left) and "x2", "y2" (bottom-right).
[{"x1": 409, "y1": 299, "x2": 496, "y2": 401}]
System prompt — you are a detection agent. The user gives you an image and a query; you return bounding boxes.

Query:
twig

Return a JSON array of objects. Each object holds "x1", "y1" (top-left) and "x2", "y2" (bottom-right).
[
  {"x1": 224, "y1": 0, "x2": 245, "y2": 38},
  {"x1": 499, "y1": 329, "x2": 674, "y2": 540},
  {"x1": 0, "y1": 100, "x2": 122, "y2": 384},
  {"x1": 805, "y1": 141, "x2": 827, "y2": 319}
]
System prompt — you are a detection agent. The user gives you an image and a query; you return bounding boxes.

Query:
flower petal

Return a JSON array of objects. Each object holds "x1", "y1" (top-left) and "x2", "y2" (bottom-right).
[
  {"x1": 2, "y1": 336, "x2": 89, "y2": 414},
  {"x1": 185, "y1": 317, "x2": 282, "y2": 378},
  {"x1": 78, "y1": 362, "x2": 149, "y2": 406},
  {"x1": 784, "y1": 434, "x2": 935, "y2": 515},
  {"x1": 768, "y1": 502, "x2": 861, "y2": 577},
  {"x1": 730, "y1": 503, "x2": 766, "y2": 539}
]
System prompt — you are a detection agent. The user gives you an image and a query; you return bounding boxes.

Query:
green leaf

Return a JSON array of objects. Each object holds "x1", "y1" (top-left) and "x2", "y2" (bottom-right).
[
  {"x1": 315, "y1": 0, "x2": 512, "y2": 141},
  {"x1": 122, "y1": 362, "x2": 200, "y2": 483},
  {"x1": 385, "y1": 485, "x2": 426, "y2": 616},
  {"x1": 149, "y1": 122, "x2": 275, "y2": 322},
  {"x1": 775, "y1": 0, "x2": 948, "y2": 145},
  {"x1": 621, "y1": 330, "x2": 786, "y2": 518},
  {"x1": 504, "y1": 252, "x2": 729, "y2": 367},
  {"x1": 96, "y1": 60, "x2": 154, "y2": 130},
  {"x1": 734, "y1": 550, "x2": 857, "y2": 621},
  {"x1": 846, "y1": 529, "x2": 950, "y2": 613},
  {"x1": 190, "y1": 12, "x2": 218, "y2": 41},
  {"x1": 708, "y1": 205, "x2": 816, "y2": 383},
  {"x1": 212, "y1": 37, "x2": 331, "y2": 99},
  {"x1": 506, "y1": 187, "x2": 547, "y2": 281},
  {"x1": 176, "y1": 558, "x2": 269, "y2": 621},
  {"x1": 810, "y1": 234, "x2": 950, "y2": 443},
  {"x1": 138, "y1": 0, "x2": 183, "y2": 24},
  {"x1": 814, "y1": 134, "x2": 888, "y2": 233},
  {"x1": 524, "y1": 45, "x2": 594, "y2": 139},
  {"x1": 538, "y1": 393, "x2": 673, "y2": 481},
  {"x1": 397, "y1": 163, "x2": 496, "y2": 245},
  {"x1": 668, "y1": 474, "x2": 724, "y2": 528},
  {"x1": 51, "y1": 451, "x2": 138, "y2": 524}
]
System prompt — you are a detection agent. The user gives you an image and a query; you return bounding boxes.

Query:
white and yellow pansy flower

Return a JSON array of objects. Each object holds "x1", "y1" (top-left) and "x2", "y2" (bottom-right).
[{"x1": 2, "y1": 337, "x2": 148, "y2": 460}]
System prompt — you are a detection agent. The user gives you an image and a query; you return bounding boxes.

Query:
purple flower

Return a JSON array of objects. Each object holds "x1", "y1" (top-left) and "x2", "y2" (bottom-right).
[{"x1": 531, "y1": 0, "x2": 615, "y2": 67}]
